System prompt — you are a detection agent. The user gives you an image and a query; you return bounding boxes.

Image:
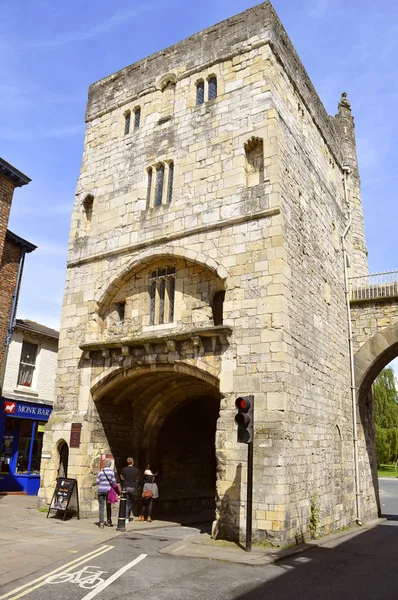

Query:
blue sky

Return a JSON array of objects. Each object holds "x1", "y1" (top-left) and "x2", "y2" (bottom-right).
[{"x1": 2, "y1": 0, "x2": 398, "y2": 334}]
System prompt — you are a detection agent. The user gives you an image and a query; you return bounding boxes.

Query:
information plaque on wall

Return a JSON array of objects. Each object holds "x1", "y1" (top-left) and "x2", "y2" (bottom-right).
[
  {"x1": 70, "y1": 423, "x2": 82, "y2": 448},
  {"x1": 47, "y1": 477, "x2": 80, "y2": 520}
]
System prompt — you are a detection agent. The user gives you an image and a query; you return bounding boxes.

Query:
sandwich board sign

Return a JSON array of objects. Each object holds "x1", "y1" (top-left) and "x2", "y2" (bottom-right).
[{"x1": 47, "y1": 477, "x2": 80, "y2": 520}]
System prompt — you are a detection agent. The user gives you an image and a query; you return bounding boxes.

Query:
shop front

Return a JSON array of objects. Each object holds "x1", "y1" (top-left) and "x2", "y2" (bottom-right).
[{"x1": 0, "y1": 398, "x2": 52, "y2": 495}]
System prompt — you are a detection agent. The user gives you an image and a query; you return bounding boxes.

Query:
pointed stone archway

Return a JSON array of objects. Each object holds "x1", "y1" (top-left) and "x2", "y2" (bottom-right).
[
  {"x1": 354, "y1": 321, "x2": 398, "y2": 404},
  {"x1": 353, "y1": 322, "x2": 398, "y2": 519},
  {"x1": 91, "y1": 362, "x2": 222, "y2": 516}
]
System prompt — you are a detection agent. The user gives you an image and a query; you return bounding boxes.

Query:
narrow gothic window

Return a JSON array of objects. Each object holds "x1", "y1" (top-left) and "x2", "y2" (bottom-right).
[
  {"x1": 212, "y1": 290, "x2": 225, "y2": 326},
  {"x1": 196, "y1": 81, "x2": 204, "y2": 105},
  {"x1": 149, "y1": 281, "x2": 156, "y2": 325},
  {"x1": 146, "y1": 168, "x2": 153, "y2": 206},
  {"x1": 244, "y1": 137, "x2": 264, "y2": 187},
  {"x1": 124, "y1": 111, "x2": 131, "y2": 135},
  {"x1": 208, "y1": 77, "x2": 217, "y2": 101},
  {"x1": 134, "y1": 107, "x2": 141, "y2": 131},
  {"x1": 167, "y1": 162, "x2": 174, "y2": 203},
  {"x1": 155, "y1": 165, "x2": 165, "y2": 207},
  {"x1": 83, "y1": 195, "x2": 94, "y2": 231},
  {"x1": 168, "y1": 276, "x2": 175, "y2": 322},
  {"x1": 161, "y1": 81, "x2": 175, "y2": 116},
  {"x1": 148, "y1": 266, "x2": 176, "y2": 325},
  {"x1": 159, "y1": 279, "x2": 166, "y2": 324},
  {"x1": 116, "y1": 302, "x2": 125, "y2": 322}
]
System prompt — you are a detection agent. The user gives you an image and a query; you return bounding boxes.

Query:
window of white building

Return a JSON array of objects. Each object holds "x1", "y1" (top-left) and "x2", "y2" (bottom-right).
[{"x1": 17, "y1": 341, "x2": 38, "y2": 388}]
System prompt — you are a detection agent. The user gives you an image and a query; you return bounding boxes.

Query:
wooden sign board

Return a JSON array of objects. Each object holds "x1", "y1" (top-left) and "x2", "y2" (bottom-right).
[
  {"x1": 70, "y1": 423, "x2": 82, "y2": 448},
  {"x1": 47, "y1": 477, "x2": 80, "y2": 520}
]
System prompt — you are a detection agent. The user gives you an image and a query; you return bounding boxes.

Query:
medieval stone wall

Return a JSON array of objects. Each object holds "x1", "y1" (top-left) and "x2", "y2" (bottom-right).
[
  {"x1": 351, "y1": 300, "x2": 398, "y2": 355},
  {"x1": 273, "y1": 69, "x2": 356, "y2": 536}
]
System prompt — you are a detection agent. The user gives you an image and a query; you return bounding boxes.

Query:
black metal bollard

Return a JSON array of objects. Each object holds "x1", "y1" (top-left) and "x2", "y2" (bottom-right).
[{"x1": 116, "y1": 489, "x2": 127, "y2": 532}]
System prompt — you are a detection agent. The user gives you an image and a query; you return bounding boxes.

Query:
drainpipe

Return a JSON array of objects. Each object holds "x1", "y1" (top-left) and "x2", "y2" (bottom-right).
[
  {"x1": 341, "y1": 166, "x2": 362, "y2": 526},
  {"x1": 0, "y1": 249, "x2": 26, "y2": 395}
]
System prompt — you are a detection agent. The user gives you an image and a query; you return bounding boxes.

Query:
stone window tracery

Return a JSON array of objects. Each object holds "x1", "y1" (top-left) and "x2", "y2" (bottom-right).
[
  {"x1": 146, "y1": 168, "x2": 153, "y2": 206},
  {"x1": 167, "y1": 161, "x2": 174, "y2": 203},
  {"x1": 124, "y1": 111, "x2": 131, "y2": 135},
  {"x1": 155, "y1": 164, "x2": 165, "y2": 207},
  {"x1": 244, "y1": 137, "x2": 264, "y2": 187},
  {"x1": 146, "y1": 161, "x2": 174, "y2": 208},
  {"x1": 148, "y1": 266, "x2": 176, "y2": 326},
  {"x1": 208, "y1": 76, "x2": 217, "y2": 101},
  {"x1": 134, "y1": 107, "x2": 141, "y2": 131},
  {"x1": 196, "y1": 81, "x2": 205, "y2": 106}
]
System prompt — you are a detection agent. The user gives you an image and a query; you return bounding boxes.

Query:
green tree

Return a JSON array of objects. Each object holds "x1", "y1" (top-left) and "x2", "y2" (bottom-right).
[
  {"x1": 375, "y1": 424, "x2": 391, "y2": 465},
  {"x1": 373, "y1": 368, "x2": 398, "y2": 466},
  {"x1": 388, "y1": 428, "x2": 398, "y2": 463},
  {"x1": 373, "y1": 368, "x2": 398, "y2": 428}
]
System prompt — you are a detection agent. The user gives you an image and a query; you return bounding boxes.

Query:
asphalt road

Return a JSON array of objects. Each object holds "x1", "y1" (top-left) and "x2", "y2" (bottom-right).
[
  {"x1": 379, "y1": 476, "x2": 398, "y2": 517},
  {"x1": 1, "y1": 480, "x2": 398, "y2": 600}
]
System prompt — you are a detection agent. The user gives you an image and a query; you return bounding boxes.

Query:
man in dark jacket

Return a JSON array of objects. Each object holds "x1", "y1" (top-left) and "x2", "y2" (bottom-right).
[{"x1": 120, "y1": 457, "x2": 139, "y2": 523}]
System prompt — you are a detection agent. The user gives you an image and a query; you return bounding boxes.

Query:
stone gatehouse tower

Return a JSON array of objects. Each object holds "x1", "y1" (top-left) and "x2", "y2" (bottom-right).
[{"x1": 39, "y1": 1, "x2": 378, "y2": 543}]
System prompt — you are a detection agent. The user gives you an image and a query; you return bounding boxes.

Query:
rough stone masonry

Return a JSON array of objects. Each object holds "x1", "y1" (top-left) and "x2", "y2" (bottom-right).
[{"x1": 39, "y1": 1, "x2": 378, "y2": 544}]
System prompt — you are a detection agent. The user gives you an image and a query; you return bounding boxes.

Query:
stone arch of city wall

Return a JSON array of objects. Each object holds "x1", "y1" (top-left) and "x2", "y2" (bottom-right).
[{"x1": 352, "y1": 304, "x2": 398, "y2": 518}]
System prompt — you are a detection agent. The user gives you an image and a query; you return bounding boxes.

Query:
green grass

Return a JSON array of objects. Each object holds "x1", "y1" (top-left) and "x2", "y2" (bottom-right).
[{"x1": 378, "y1": 464, "x2": 398, "y2": 477}]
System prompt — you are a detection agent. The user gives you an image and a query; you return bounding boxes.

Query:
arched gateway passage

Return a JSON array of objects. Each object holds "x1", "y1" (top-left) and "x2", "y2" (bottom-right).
[
  {"x1": 92, "y1": 364, "x2": 221, "y2": 516},
  {"x1": 353, "y1": 322, "x2": 398, "y2": 519}
]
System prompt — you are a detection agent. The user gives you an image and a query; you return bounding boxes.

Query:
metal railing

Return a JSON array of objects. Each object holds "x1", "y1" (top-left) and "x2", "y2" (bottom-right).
[{"x1": 349, "y1": 270, "x2": 398, "y2": 301}]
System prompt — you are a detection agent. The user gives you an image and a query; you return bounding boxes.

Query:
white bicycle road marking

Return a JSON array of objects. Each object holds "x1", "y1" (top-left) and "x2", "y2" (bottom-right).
[
  {"x1": 44, "y1": 565, "x2": 108, "y2": 590},
  {"x1": 81, "y1": 554, "x2": 147, "y2": 600},
  {"x1": 1, "y1": 546, "x2": 114, "y2": 600}
]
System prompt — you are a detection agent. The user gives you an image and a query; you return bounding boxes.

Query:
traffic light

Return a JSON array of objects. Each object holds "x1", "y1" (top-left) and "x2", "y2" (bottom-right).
[{"x1": 235, "y1": 395, "x2": 254, "y2": 444}]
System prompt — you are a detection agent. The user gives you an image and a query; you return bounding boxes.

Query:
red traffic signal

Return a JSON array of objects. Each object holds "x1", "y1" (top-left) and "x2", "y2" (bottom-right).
[
  {"x1": 235, "y1": 395, "x2": 254, "y2": 444},
  {"x1": 235, "y1": 397, "x2": 252, "y2": 412}
]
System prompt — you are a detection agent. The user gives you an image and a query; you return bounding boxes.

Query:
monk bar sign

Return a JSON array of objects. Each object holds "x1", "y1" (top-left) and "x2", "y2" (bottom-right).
[{"x1": 3, "y1": 400, "x2": 52, "y2": 420}]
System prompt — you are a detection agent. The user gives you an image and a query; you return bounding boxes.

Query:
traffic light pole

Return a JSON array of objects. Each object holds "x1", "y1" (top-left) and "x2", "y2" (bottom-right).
[
  {"x1": 234, "y1": 395, "x2": 254, "y2": 552},
  {"x1": 246, "y1": 440, "x2": 253, "y2": 552}
]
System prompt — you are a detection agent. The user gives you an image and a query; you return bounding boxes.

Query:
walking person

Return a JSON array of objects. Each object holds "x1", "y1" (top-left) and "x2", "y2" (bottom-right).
[
  {"x1": 137, "y1": 463, "x2": 159, "y2": 523},
  {"x1": 120, "y1": 457, "x2": 139, "y2": 523},
  {"x1": 96, "y1": 458, "x2": 117, "y2": 528}
]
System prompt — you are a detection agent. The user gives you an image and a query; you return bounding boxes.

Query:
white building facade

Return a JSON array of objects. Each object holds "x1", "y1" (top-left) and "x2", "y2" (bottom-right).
[{"x1": 0, "y1": 320, "x2": 58, "y2": 494}]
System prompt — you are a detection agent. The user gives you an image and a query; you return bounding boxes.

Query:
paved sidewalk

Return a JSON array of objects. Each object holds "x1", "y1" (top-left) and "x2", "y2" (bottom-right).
[
  {"x1": 0, "y1": 495, "x2": 182, "y2": 587},
  {"x1": 160, "y1": 518, "x2": 385, "y2": 566},
  {"x1": 0, "y1": 495, "x2": 386, "y2": 587}
]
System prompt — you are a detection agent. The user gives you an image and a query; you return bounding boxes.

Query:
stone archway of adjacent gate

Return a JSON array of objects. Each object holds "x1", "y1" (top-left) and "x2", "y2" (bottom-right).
[
  {"x1": 354, "y1": 321, "x2": 398, "y2": 404},
  {"x1": 352, "y1": 321, "x2": 398, "y2": 519}
]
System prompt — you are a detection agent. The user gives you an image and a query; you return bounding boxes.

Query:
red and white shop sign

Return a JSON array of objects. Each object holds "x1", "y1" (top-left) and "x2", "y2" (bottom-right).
[{"x1": 4, "y1": 401, "x2": 16, "y2": 414}]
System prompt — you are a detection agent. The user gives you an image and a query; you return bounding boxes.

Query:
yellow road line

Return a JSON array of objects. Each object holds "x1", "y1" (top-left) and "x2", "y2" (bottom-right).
[{"x1": 0, "y1": 545, "x2": 114, "y2": 600}]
